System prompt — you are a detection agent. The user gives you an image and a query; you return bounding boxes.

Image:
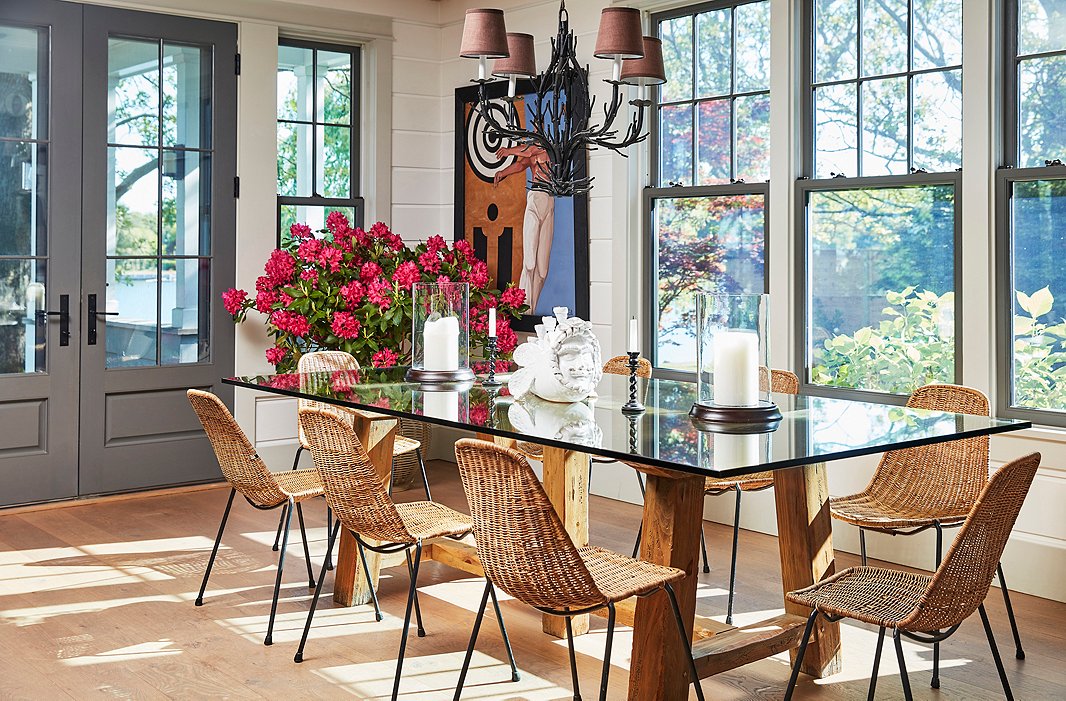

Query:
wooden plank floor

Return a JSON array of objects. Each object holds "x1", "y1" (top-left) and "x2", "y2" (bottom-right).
[{"x1": 1, "y1": 461, "x2": 1063, "y2": 700}]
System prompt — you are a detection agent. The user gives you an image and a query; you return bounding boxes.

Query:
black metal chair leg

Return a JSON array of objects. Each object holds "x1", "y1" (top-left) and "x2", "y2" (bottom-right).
[
  {"x1": 195, "y1": 488, "x2": 236, "y2": 606},
  {"x1": 784, "y1": 609, "x2": 818, "y2": 701},
  {"x1": 699, "y1": 524, "x2": 710, "y2": 574},
  {"x1": 932, "y1": 521, "x2": 943, "y2": 689},
  {"x1": 859, "y1": 527, "x2": 867, "y2": 566},
  {"x1": 453, "y1": 580, "x2": 491, "y2": 701},
  {"x1": 295, "y1": 502, "x2": 316, "y2": 588},
  {"x1": 357, "y1": 540, "x2": 383, "y2": 622},
  {"x1": 416, "y1": 448, "x2": 433, "y2": 501},
  {"x1": 564, "y1": 613, "x2": 581, "y2": 701},
  {"x1": 979, "y1": 603, "x2": 1016, "y2": 701},
  {"x1": 598, "y1": 602, "x2": 617, "y2": 701},
  {"x1": 406, "y1": 548, "x2": 426, "y2": 637},
  {"x1": 631, "y1": 522, "x2": 643, "y2": 559},
  {"x1": 273, "y1": 446, "x2": 304, "y2": 550},
  {"x1": 893, "y1": 627, "x2": 914, "y2": 701},
  {"x1": 664, "y1": 583, "x2": 706, "y2": 701},
  {"x1": 324, "y1": 506, "x2": 334, "y2": 571},
  {"x1": 295, "y1": 520, "x2": 342, "y2": 663},
  {"x1": 997, "y1": 563, "x2": 1025, "y2": 659},
  {"x1": 391, "y1": 542, "x2": 422, "y2": 701},
  {"x1": 868, "y1": 626, "x2": 886, "y2": 701},
  {"x1": 725, "y1": 486, "x2": 742, "y2": 623},
  {"x1": 487, "y1": 581, "x2": 520, "y2": 682},
  {"x1": 265, "y1": 498, "x2": 294, "y2": 646},
  {"x1": 271, "y1": 503, "x2": 288, "y2": 552}
]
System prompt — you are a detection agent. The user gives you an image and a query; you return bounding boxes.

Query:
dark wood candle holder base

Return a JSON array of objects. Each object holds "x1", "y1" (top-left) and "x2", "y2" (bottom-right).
[{"x1": 689, "y1": 400, "x2": 782, "y2": 434}]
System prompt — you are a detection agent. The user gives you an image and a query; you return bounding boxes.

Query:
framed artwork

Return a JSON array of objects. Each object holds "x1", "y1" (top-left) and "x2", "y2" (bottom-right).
[{"x1": 454, "y1": 80, "x2": 590, "y2": 333}]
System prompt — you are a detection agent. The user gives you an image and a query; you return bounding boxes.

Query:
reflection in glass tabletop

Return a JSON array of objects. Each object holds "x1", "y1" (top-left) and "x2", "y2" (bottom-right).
[{"x1": 224, "y1": 367, "x2": 1030, "y2": 479}]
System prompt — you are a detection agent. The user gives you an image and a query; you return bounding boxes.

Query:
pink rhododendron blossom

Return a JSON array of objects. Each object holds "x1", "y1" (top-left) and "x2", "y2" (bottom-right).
[
  {"x1": 297, "y1": 238, "x2": 323, "y2": 263},
  {"x1": 331, "y1": 311, "x2": 361, "y2": 339},
  {"x1": 360, "y1": 261, "x2": 382, "y2": 282},
  {"x1": 265, "y1": 346, "x2": 287, "y2": 365},
  {"x1": 318, "y1": 246, "x2": 344, "y2": 273},
  {"x1": 426, "y1": 235, "x2": 447, "y2": 254},
  {"x1": 264, "y1": 249, "x2": 296, "y2": 285},
  {"x1": 289, "y1": 223, "x2": 313, "y2": 240},
  {"x1": 500, "y1": 285, "x2": 525, "y2": 308},
  {"x1": 367, "y1": 279, "x2": 392, "y2": 309},
  {"x1": 222, "y1": 288, "x2": 247, "y2": 315},
  {"x1": 418, "y1": 251, "x2": 441, "y2": 274},
  {"x1": 371, "y1": 348, "x2": 399, "y2": 368},
  {"x1": 255, "y1": 289, "x2": 278, "y2": 313},
  {"x1": 392, "y1": 261, "x2": 421, "y2": 290},
  {"x1": 340, "y1": 280, "x2": 366, "y2": 308},
  {"x1": 326, "y1": 211, "x2": 351, "y2": 235},
  {"x1": 300, "y1": 269, "x2": 319, "y2": 285}
]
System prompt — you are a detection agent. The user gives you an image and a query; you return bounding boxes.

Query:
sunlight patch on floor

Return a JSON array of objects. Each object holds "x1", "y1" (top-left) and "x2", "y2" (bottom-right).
[
  {"x1": 60, "y1": 639, "x2": 181, "y2": 667},
  {"x1": 0, "y1": 593, "x2": 187, "y2": 626},
  {"x1": 416, "y1": 576, "x2": 515, "y2": 614},
  {"x1": 216, "y1": 603, "x2": 398, "y2": 645},
  {"x1": 809, "y1": 622, "x2": 970, "y2": 686}
]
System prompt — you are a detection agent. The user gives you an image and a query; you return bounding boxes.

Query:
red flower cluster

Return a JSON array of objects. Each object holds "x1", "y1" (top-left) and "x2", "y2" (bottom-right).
[
  {"x1": 330, "y1": 311, "x2": 361, "y2": 339},
  {"x1": 371, "y1": 348, "x2": 399, "y2": 368},
  {"x1": 392, "y1": 261, "x2": 421, "y2": 290},
  {"x1": 265, "y1": 346, "x2": 287, "y2": 365},
  {"x1": 222, "y1": 288, "x2": 247, "y2": 315}
]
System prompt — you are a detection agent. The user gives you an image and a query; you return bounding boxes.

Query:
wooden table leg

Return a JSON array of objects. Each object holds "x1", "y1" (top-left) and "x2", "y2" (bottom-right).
[
  {"x1": 628, "y1": 469, "x2": 705, "y2": 701},
  {"x1": 541, "y1": 444, "x2": 590, "y2": 638},
  {"x1": 773, "y1": 463, "x2": 842, "y2": 677},
  {"x1": 332, "y1": 413, "x2": 397, "y2": 606}
]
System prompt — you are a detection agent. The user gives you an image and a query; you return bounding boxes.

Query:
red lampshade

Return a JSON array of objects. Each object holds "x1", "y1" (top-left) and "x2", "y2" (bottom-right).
[
  {"x1": 593, "y1": 7, "x2": 645, "y2": 60},
  {"x1": 493, "y1": 33, "x2": 536, "y2": 78},
  {"x1": 620, "y1": 37, "x2": 666, "y2": 86},
  {"x1": 460, "y1": 9, "x2": 509, "y2": 59}
]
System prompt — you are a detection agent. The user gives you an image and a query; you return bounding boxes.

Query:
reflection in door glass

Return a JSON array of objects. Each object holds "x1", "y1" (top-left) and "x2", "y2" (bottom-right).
[
  {"x1": 0, "y1": 260, "x2": 47, "y2": 374},
  {"x1": 0, "y1": 25, "x2": 47, "y2": 141},
  {"x1": 108, "y1": 146, "x2": 159, "y2": 256},
  {"x1": 108, "y1": 38, "x2": 160, "y2": 146},
  {"x1": 161, "y1": 258, "x2": 210, "y2": 365},
  {"x1": 106, "y1": 258, "x2": 158, "y2": 367},
  {"x1": 162, "y1": 43, "x2": 210, "y2": 149}
]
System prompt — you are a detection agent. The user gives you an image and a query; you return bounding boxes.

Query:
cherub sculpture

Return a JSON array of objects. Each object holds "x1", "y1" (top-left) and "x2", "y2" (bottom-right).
[{"x1": 508, "y1": 307, "x2": 602, "y2": 403}]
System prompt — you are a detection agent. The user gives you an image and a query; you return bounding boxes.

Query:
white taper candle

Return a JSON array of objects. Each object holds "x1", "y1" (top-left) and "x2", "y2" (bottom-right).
[
  {"x1": 488, "y1": 307, "x2": 497, "y2": 338},
  {"x1": 628, "y1": 317, "x2": 639, "y2": 353}
]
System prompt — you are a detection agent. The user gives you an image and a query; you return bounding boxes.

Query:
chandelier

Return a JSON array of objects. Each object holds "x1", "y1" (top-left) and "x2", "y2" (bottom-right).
[{"x1": 459, "y1": 2, "x2": 665, "y2": 197}]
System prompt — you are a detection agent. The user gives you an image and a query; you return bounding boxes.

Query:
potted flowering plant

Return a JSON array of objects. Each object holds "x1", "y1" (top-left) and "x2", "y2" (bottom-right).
[{"x1": 223, "y1": 212, "x2": 526, "y2": 373}]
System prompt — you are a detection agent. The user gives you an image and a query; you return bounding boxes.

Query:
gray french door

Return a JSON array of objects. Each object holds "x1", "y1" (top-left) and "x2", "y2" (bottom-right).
[{"x1": 0, "y1": 1, "x2": 235, "y2": 506}]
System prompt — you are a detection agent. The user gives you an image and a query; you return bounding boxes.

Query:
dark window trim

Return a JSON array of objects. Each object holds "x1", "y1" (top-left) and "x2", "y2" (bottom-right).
[{"x1": 276, "y1": 37, "x2": 362, "y2": 245}]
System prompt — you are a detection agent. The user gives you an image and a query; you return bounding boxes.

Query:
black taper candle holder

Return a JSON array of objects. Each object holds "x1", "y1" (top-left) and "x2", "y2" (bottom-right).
[
  {"x1": 621, "y1": 351, "x2": 645, "y2": 414},
  {"x1": 483, "y1": 337, "x2": 501, "y2": 387}
]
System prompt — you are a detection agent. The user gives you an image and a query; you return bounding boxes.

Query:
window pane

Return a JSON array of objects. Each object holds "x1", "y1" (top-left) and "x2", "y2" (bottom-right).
[
  {"x1": 654, "y1": 195, "x2": 765, "y2": 372},
  {"x1": 808, "y1": 185, "x2": 955, "y2": 394},
  {"x1": 106, "y1": 258, "x2": 158, "y2": 368},
  {"x1": 1019, "y1": 55, "x2": 1066, "y2": 168},
  {"x1": 913, "y1": 0, "x2": 962, "y2": 69},
  {"x1": 815, "y1": 83, "x2": 858, "y2": 178},
  {"x1": 319, "y1": 125, "x2": 351, "y2": 198},
  {"x1": 697, "y1": 100, "x2": 730, "y2": 185},
  {"x1": 660, "y1": 16, "x2": 693, "y2": 103},
  {"x1": 660, "y1": 104, "x2": 693, "y2": 186},
  {"x1": 860, "y1": 76, "x2": 908, "y2": 176},
  {"x1": 317, "y1": 50, "x2": 352, "y2": 124},
  {"x1": 108, "y1": 147, "x2": 159, "y2": 256},
  {"x1": 162, "y1": 150, "x2": 210, "y2": 256},
  {"x1": 815, "y1": 0, "x2": 858, "y2": 83},
  {"x1": 913, "y1": 69, "x2": 962, "y2": 171},
  {"x1": 735, "y1": 1, "x2": 771, "y2": 93},
  {"x1": 0, "y1": 259, "x2": 46, "y2": 375},
  {"x1": 0, "y1": 142, "x2": 47, "y2": 256},
  {"x1": 696, "y1": 9, "x2": 731, "y2": 98},
  {"x1": 108, "y1": 38, "x2": 160, "y2": 146},
  {"x1": 0, "y1": 25, "x2": 46, "y2": 140},
  {"x1": 736, "y1": 93, "x2": 770, "y2": 182},
  {"x1": 163, "y1": 43, "x2": 210, "y2": 149},
  {"x1": 862, "y1": 0, "x2": 907, "y2": 77},
  {"x1": 280, "y1": 204, "x2": 357, "y2": 247},
  {"x1": 277, "y1": 44, "x2": 314, "y2": 122},
  {"x1": 277, "y1": 121, "x2": 313, "y2": 196},
  {"x1": 1019, "y1": 0, "x2": 1066, "y2": 56},
  {"x1": 161, "y1": 257, "x2": 209, "y2": 365},
  {"x1": 1010, "y1": 179, "x2": 1066, "y2": 411}
]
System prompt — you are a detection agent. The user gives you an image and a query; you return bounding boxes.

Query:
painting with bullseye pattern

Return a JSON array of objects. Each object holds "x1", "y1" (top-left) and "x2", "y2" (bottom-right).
[{"x1": 454, "y1": 81, "x2": 589, "y2": 332}]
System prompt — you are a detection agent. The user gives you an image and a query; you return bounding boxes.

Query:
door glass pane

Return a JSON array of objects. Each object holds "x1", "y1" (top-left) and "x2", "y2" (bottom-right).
[
  {"x1": 277, "y1": 121, "x2": 312, "y2": 196},
  {"x1": 108, "y1": 146, "x2": 159, "y2": 256},
  {"x1": 106, "y1": 258, "x2": 158, "y2": 368},
  {"x1": 161, "y1": 257, "x2": 209, "y2": 365},
  {"x1": 278, "y1": 45, "x2": 315, "y2": 122},
  {"x1": 735, "y1": 2, "x2": 770, "y2": 93},
  {"x1": 1019, "y1": 55, "x2": 1066, "y2": 168},
  {"x1": 108, "y1": 38, "x2": 160, "y2": 146},
  {"x1": 815, "y1": 0, "x2": 857, "y2": 83},
  {"x1": 0, "y1": 259, "x2": 46, "y2": 375},
  {"x1": 913, "y1": 69, "x2": 962, "y2": 172},
  {"x1": 860, "y1": 76, "x2": 908, "y2": 176},
  {"x1": 660, "y1": 16, "x2": 693, "y2": 103},
  {"x1": 0, "y1": 25, "x2": 47, "y2": 140},
  {"x1": 736, "y1": 94, "x2": 770, "y2": 182},
  {"x1": 163, "y1": 43, "x2": 210, "y2": 149},
  {"x1": 1019, "y1": 0, "x2": 1066, "y2": 56},
  {"x1": 660, "y1": 104, "x2": 693, "y2": 186},
  {"x1": 696, "y1": 99, "x2": 730, "y2": 185},
  {"x1": 696, "y1": 9, "x2": 731, "y2": 98},
  {"x1": 319, "y1": 125, "x2": 351, "y2": 198},
  {"x1": 162, "y1": 150, "x2": 210, "y2": 256},
  {"x1": 0, "y1": 141, "x2": 47, "y2": 256},
  {"x1": 913, "y1": 0, "x2": 962, "y2": 69},
  {"x1": 815, "y1": 83, "x2": 858, "y2": 178},
  {"x1": 317, "y1": 50, "x2": 351, "y2": 124}
]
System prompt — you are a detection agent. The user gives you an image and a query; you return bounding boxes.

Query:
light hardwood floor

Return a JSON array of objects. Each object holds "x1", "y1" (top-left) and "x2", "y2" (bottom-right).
[{"x1": 1, "y1": 461, "x2": 1063, "y2": 700}]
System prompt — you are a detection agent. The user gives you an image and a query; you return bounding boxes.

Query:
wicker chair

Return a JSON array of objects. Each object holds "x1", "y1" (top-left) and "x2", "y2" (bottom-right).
[
  {"x1": 186, "y1": 389, "x2": 321, "y2": 646},
  {"x1": 270, "y1": 351, "x2": 432, "y2": 561},
  {"x1": 830, "y1": 383, "x2": 1025, "y2": 689},
  {"x1": 293, "y1": 409, "x2": 506, "y2": 701},
  {"x1": 784, "y1": 452, "x2": 1040, "y2": 701},
  {"x1": 452, "y1": 438, "x2": 705, "y2": 701}
]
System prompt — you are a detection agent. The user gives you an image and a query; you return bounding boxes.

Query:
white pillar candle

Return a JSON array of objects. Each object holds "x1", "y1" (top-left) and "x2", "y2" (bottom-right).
[
  {"x1": 423, "y1": 390, "x2": 459, "y2": 422},
  {"x1": 713, "y1": 433, "x2": 759, "y2": 470},
  {"x1": 488, "y1": 307, "x2": 497, "y2": 338},
  {"x1": 423, "y1": 315, "x2": 460, "y2": 371},
  {"x1": 712, "y1": 330, "x2": 759, "y2": 406},
  {"x1": 628, "y1": 317, "x2": 639, "y2": 353}
]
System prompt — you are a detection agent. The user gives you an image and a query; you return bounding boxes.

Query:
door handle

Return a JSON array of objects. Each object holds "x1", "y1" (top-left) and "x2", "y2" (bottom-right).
[
  {"x1": 36, "y1": 294, "x2": 70, "y2": 346},
  {"x1": 87, "y1": 293, "x2": 118, "y2": 346}
]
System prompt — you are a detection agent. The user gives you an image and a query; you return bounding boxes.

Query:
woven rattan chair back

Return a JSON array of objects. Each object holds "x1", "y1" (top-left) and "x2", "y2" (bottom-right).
[
  {"x1": 454, "y1": 438, "x2": 607, "y2": 611},
  {"x1": 602, "y1": 355, "x2": 652, "y2": 378},
  {"x1": 297, "y1": 351, "x2": 361, "y2": 449},
  {"x1": 764, "y1": 368, "x2": 799, "y2": 395},
  {"x1": 298, "y1": 408, "x2": 413, "y2": 544},
  {"x1": 902, "y1": 452, "x2": 1040, "y2": 632},
  {"x1": 861, "y1": 384, "x2": 991, "y2": 518},
  {"x1": 187, "y1": 389, "x2": 289, "y2": 507}
]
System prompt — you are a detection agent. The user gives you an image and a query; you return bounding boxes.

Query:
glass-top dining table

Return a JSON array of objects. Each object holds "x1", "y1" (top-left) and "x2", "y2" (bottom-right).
[{"x1": 225, "y1": 367, "x2": 1030, "y2": 700}]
